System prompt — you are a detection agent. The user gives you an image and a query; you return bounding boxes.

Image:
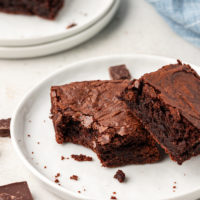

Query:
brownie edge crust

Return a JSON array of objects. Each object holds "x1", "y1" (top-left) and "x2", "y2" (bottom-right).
[
  {"x1": 50, "y1": 80, "x2": 161, "y2": 167},
  {"x1": 121, "y1": 61, "x2": 200, "y2": 164}
]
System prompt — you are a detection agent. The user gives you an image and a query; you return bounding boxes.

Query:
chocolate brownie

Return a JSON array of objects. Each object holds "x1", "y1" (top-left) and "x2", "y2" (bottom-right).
[
  {"x1": 0, "y1": 118, "x2": 11, "y2": 137},
  {"x1": 109, "y1": 65, "x2": 131, "y2": 80},
  {"x1": 0, "y1": 0, "x2": 63, "y2": 20},
  {"x1": 0, "y1": 182, "x2": 33, "y2": 200},
  {"x1": 121, "y1": 61, "x2": 200, "y2": 164},
  {"x1": 50, "y1": 80, "x2": 161, "y2": 167}
]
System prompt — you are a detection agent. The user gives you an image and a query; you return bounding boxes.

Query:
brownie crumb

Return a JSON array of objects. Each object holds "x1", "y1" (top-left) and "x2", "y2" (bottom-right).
[
  {"x1": 71, "y1": 154, "x2": 93, "y2": 162},
  {"x1": 37, "y1": 142, "x2": 40, "y2": 144},
  {"x1": 66, "y1": 23, "x2": 77, "y2": 29},
  {"x1": 78, "y1": 191, "x2": 81, "y2": 193},
  {"x1": 54, "y1": 179, "x2": 59, "y2": 183},
  {"x1": 31, "y1": 152, "x2": 34, "y2": 154},
  {"x1": 55, "y1": 173, "x2": 60, "y2": 178},
  {"x1": 113, "y1": 192, "x2": 116, "y2": 195},
  {"x1": 114, "y1": 170, "x2": 125, "y2": 183},
  {"x1": 173, "y1": 186, "x2": 176, "y2": 189},
  {"x1": 70, "y1": 175, "x2": 78, "y2": 181},
  {"x1": 28, "y1": 120, "x2": 32, "y2": 123},
  {"x1": 83, "y1": 188, "x2": 86, "y2": 191},
  {"x1": 111, "y1": 196, "x2": 117, "y2": 199},
  {"x1": 27, "y1": 134, "x2": 31, "y2": 137},
  {"x1": 61, "y1": 156, "x2": 65, "y2": 160},
  {"x1": 44, "y1": 166, "x2": 47, "y2": 169}
]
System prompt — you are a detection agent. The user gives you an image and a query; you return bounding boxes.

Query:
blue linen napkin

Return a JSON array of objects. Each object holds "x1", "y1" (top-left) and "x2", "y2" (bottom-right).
[{"x1": 146, "y1": 0, "x2": 200, "y2": 47}]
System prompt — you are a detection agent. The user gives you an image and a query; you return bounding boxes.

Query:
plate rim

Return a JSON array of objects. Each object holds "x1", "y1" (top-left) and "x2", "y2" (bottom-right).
[
  {"x1": 10, "y1": 54, "x2": 200, "y2": 200},
  {"x1": 0, "y1": 0, "x2": 115, "y2": 47}
]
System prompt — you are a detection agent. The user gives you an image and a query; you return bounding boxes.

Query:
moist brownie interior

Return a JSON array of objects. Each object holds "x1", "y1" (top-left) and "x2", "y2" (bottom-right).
[
  {"x1": 121, "y1": 61, "x2": 200, "y2": 164},
  {"x1": 0, "y1": 0, "x2": 64, "y2": 19},
  {"x1": 50, "y1": 80, "x2": 161, "y2": 167}
]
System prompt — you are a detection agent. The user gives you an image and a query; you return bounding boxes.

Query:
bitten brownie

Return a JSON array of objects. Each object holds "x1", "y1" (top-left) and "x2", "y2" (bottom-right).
[
  {"x1": 121, "y1": 61, "x2": 200, "y2": 164},
  {"x1": 0, "y1": 0, "x2": 64, "y2": 20},
  {"x1": 50, "y1": 80, "x2": 161, "y2": 167}
]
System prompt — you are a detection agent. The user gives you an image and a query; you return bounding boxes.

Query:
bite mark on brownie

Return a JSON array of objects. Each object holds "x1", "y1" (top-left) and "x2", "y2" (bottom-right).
[
  {"x1": 114, "y1": 170, "x2": 126, "y2": 183},
  {"x1": 71, "y1": 154, "x2": 93, "y2": 162}
]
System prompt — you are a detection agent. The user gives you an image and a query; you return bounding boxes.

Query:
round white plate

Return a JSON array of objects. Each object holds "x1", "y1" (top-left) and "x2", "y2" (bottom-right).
[
  {"x1": 0, "y1": 0, "x2": 114, "y2": 47},
  {"x1": 11, "y1": 55, "x2": 200, "y2": 200},
  {"x1": 0, "y1": 0, "x2": 119, "y2": 59}
]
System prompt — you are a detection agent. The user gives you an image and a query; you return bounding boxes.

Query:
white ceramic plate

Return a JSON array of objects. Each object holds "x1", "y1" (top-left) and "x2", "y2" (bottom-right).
[
  {"x1": 0, "y1": 0, "x2": 119, "y2": 59},
  {"x1": 11, "y1": 55, "x2": 200, "y2": 200},
  {"x1": 0, "y1": 0, "x2": 114, "y2": 47}
]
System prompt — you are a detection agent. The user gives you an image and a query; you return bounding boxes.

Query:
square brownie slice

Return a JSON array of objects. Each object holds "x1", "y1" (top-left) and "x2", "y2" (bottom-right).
[
  {"x1": 0, "y1": 0, "x2": 64, "y2": 20},
  {"x1": 50, "y1": 80, "x2": 161, "y2": 167},
  {"x1": 121, "y1": 61, "x2": 200, "y2": 164}
]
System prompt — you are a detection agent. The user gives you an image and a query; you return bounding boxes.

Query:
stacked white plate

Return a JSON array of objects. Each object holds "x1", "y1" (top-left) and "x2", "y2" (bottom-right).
[{"x1": 0, "y1": 0, "x2": 120, "y2": 59}]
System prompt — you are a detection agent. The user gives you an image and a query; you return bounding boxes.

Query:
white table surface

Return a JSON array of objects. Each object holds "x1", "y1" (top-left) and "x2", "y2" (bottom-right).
[{"x1": 0, "y1": 0, "x2": 200, "y2": 199}]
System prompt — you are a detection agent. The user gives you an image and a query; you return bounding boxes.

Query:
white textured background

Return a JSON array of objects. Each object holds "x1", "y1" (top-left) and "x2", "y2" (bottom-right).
[{"x1": 0, "y1": 0, "x2": 200, "y2": 199}]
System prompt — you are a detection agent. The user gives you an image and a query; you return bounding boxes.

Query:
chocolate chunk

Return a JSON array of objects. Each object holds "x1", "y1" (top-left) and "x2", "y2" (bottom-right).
[
  {"x1": 114, "y1": 170, "x2": 125, "y2": 183},
  {"x1": 0, "y1": 118, "x2": 11, "y2": 137},
  {"x1": 109, "y1": 65, "x2": 131, "y2": 80},
  {"x1": 71, "y1": 154, "x2": 93, "y2": 161},
  {"x1": 0, "y1": 182, "x2": 33, "y2": 200}
]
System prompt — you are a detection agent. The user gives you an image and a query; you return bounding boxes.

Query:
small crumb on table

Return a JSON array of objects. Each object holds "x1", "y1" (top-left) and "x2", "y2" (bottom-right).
[
  {"x1": 110, "y1": 196, "x2": 117, "y2": 199},
  {"x1": 61, "y1": 156, "x2": 65, "y2": 160}
]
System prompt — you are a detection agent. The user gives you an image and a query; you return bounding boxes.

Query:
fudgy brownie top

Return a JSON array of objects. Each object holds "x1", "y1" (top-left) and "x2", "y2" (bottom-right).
[
  {"x1": 141, "y1": 61, "x2": 200, "y2": 129},
  {"x1": 51, "y1": 80, "x2": 149, "y2": 145}
]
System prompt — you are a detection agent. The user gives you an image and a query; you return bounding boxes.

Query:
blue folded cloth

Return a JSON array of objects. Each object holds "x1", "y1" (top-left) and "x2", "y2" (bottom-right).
[{"x1": 146, "y1": 0, "x2": 200, "y2": 47}]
